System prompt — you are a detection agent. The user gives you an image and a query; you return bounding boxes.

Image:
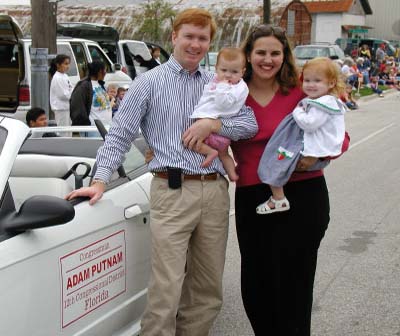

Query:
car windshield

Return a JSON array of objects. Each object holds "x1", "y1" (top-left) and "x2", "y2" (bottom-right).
[{"x1": 294, "y1": 47, "x2": 329, "y2": 59}]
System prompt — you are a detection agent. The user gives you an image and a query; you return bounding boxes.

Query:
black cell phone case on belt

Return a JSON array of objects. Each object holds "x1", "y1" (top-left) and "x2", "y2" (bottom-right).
[{"x1": 167, "y1": 167, "x2": 182, "y2": 189}]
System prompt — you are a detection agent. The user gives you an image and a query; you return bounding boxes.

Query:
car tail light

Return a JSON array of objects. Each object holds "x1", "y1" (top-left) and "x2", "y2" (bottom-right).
[
  {"x1": 121, "y1": 66, "x2": 127, "y2": 74},
  {"x1": 18, "y1": 85, "x2": 30, "y2": 106}
]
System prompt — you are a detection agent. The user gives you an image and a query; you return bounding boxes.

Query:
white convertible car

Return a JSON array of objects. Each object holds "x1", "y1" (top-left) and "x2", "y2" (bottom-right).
[{"x1": 0, "y1": 117, "x2": 151, "y2": 336}]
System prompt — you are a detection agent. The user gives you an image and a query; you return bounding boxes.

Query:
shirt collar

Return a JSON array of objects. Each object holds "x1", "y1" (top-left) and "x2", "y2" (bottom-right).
[{"x1": 166, "y1": 55, "x2": 204, "y2": 77}]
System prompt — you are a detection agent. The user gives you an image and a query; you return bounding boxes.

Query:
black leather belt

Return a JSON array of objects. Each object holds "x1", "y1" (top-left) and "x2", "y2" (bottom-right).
[{"x1": 152, "y1": 171, "x2": 220, "y2": 181}]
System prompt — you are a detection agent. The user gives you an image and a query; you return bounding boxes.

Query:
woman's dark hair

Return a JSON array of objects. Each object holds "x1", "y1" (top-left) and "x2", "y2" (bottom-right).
[
  {"x1": 49, "y1": 54, "x2": 70, "y2": 76},
  {"x1": 87, "y1": 60, "x2": 106, "y2": 79},
  {"x1": 242, "y1": 24, "x2": 299, "y2": 95}
]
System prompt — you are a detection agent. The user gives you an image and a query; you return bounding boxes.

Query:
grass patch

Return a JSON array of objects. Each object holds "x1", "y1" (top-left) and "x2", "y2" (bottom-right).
[{"x1": 356, "y1": 85, "x2": 388, "y2": 97}]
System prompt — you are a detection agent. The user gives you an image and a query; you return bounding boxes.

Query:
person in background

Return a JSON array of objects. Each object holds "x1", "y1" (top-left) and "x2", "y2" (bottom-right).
[
  {"x1": 26, "y1": 107, "x2": 57, "y2": 138},
  {"x1": 152, "y1": 46, "x2": 162, "y2": 65},
  {"x1": 230, "y1": 24, "x2": 349, "y2": 335},
  {"x1": 375, "y1": 43, "x2": 386, "y2": 67},
  {"x1": 359, "y1": 44, "x2": 371, "y2": 59},
  {"x1": 350, "y1": 46, "x2": 359, "y2": 60},
  {"x1": 49, "y1": 54, "x2": 73, "y2": 136},
  {"x1": 66, "y1": 8, "x2": 257, "y2": 336},
  {"x1": 134, "y1": 52, "x2": 159, "y2": 70},
  {"x1": 117, "y1": 87, "x2": 127, "y2": 101},
  {"x1": 341, "y1": 82, "x2": 359, "y2": 110},
  {"x1": 70, "y1": 61, "x2": 112, "y2": 136},
  {"x1": 341, "y1": 57, "x2": 358, "y2": 86},
  {"x1": 356, "y1": 57, "x2": 370, "y2": 87},
  {"x1": 113, "y1": 87, "x2": 127, "y2": 116},
  {"x1": 394, "y1": 44, "x2": 400, "y2": 63},
  {"x1": 107, "y1": 84, "x2": 118, "y2": 116},
  {"x1": 370, "y1": 75, "x2": 384, "y2": 97}
]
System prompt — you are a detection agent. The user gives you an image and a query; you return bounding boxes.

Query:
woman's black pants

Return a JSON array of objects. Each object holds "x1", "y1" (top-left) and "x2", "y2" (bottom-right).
[{"x1": 235, "y1": 176, "x2": 330, "y2": 336}]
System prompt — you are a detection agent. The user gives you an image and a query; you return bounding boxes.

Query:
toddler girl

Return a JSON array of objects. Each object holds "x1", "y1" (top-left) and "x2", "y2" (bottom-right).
[{"x1": 256, "y1": 57, "x2": 347, "y2": 214}]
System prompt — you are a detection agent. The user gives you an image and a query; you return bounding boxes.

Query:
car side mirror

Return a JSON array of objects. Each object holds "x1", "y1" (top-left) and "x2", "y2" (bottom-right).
[
  {"x1": 2, "y1": 196, "x2": 75, "y2": 233},
  {"x1": 330, "y1": 55, "x2": 339, "y2": 60}
]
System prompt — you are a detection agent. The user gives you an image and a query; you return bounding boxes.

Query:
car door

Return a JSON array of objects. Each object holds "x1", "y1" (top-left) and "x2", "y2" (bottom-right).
[
  {"x1": 123, "y1": 41, "x2": 152, "y2": 75},
  {"x1": 86, "y1": 42, "x2": 132, "y2": 88},
  {"x1": 70, "y1": 41, "x2": 89, "y2": 79},
  {"x1": 0, "y1": 123, "x2": 151, "y2": 336}
]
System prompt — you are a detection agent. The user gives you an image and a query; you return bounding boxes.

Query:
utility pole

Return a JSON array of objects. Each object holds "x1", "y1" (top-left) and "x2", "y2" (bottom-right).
[
  {"x1": 263, "y1": 0, "x2": 271, "y2": 24},
  {"x1": 31, "y1": 0, "x2": 58, "y2": 119}
]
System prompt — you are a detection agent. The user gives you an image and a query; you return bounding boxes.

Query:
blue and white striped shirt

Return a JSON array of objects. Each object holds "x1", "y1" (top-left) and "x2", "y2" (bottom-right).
[{"x1": 95, "y1": 56, "x2": 258, "y2": 182}]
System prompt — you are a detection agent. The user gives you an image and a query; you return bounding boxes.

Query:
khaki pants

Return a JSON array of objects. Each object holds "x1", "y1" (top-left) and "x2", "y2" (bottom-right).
[{"x1": 140, "y1": 176, "x2": 230, "y2": 336}]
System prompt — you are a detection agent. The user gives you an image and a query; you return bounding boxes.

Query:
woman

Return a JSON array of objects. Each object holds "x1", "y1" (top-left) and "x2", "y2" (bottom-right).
[
  {"x1": 49, "y1": 54, "x2": 73, "y2": 135},
  {"x1": 70, "y1": 61, "x2": 112, "y2": 136},
  {"x1": 230, "y1": 25, "x2": 348, "y2": 335},
  {"x1": 359, "y1": 44, "x2": 371, "y2": 59}
]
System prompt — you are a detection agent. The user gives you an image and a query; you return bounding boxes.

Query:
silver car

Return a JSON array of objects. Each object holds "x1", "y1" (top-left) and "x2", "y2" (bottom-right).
[{"x1": 293, "y1": 43, "x2": 345, "y2": 68}]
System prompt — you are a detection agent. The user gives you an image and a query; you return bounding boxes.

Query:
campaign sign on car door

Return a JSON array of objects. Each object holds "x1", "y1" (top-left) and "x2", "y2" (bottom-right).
[{"x1": 60, "y1": 230, "x2": 127, "y2": 328}]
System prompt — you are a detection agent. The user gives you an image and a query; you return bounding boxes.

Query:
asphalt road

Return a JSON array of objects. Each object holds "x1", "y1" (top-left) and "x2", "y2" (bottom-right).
[{"x1": 210, "y1": 90, "x2": 400, "y2": 336}]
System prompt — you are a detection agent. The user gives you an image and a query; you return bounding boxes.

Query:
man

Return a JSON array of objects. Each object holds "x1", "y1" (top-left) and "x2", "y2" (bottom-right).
[
  {"x1": 26, "y1": 107, "x2": 57, "y2": 137},
  {"x1": 66, "y1": 8, "x2": 258, "y2": 336},
  {"x1": 151, "y1": 46, "x2": 162, "y2": 65},
  {"x1": 375, "y1": 43, "x2": 386, "y2": 67}
]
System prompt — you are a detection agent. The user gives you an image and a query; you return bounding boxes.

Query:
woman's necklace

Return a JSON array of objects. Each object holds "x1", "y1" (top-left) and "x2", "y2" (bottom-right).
[{"x1": 250, "y1": 80, "x2": 279, "y2": 107}]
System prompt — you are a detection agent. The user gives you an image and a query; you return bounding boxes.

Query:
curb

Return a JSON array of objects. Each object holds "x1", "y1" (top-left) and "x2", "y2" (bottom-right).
[{"x1": 357, "y1": 88, "x2": 398, "y2": 104}]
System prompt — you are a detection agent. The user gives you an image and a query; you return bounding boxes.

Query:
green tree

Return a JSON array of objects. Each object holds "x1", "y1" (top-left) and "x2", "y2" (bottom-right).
[{"x1": 137, "y1": 0, "x2": 176, "y2": 44}]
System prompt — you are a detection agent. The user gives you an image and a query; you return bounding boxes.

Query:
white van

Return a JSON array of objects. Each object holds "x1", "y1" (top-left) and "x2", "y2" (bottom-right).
[
  {"x1": 0, "y1": 15, "x2": 132, "y2": 122},
  {"x1": 57, "y1": 22, "x2": 169, "y2": 79}
]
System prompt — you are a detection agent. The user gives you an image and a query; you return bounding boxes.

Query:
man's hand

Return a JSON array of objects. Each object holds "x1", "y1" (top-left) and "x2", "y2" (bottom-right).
[
  {"x1": 65, "y1": 182, "x2": 105, "y2": 206},
  {"x1": 182, "y1": 119, "x2": 221, "y2": 150},
  {"x1": 296, "y1": 156, "x2": 318, "y2": 171},
  {"x1": 145, "y1": 149, "x2": 154, "y2": 164}
]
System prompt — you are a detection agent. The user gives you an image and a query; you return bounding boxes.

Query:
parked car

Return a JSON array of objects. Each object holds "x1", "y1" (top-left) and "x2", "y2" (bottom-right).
[
  {"x1": 0, "y1": 116, "x2": 151, "y2": 336},
  {"x1": 0, "y1": 15, "x2": 132, "y2": 122},
  {"x1": 293, "y1": 43, "x2": 345, "y2": 69},
  {"x1": 57, "y1": 22, "x2": 163, "y2": 80}
]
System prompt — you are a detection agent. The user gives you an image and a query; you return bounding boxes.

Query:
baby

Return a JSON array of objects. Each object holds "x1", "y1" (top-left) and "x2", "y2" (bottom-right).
[{"x1": 191, "y1": 47, "x2": 248, "y2": 181}]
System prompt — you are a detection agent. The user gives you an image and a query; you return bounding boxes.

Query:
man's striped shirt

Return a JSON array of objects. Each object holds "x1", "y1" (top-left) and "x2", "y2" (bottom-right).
[{"x1": 95, "y1": 56, "x2": 258, "y2": 182}]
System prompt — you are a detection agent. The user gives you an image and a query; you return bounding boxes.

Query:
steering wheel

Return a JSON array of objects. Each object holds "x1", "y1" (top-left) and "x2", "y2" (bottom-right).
[{"x1": 62, "y1": 162, "x2": 91, "y2": 189}]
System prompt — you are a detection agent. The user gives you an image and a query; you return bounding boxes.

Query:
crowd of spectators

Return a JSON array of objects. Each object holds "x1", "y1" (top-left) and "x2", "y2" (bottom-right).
[{"x1": 336, "y1": 43, "x2": 400, "y2": 109}]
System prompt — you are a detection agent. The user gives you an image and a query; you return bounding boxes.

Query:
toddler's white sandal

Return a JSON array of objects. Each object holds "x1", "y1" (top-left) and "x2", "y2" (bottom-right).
[{"x1": 256, "y1": 196, "x2": 290, "y2": 215}]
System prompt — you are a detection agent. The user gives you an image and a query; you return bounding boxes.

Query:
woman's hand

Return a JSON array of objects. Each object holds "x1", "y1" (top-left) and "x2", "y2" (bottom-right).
[
  {"x1": 296, "y1": 156, "x2": 318, "y2": 171},
  {"x1": 182, "y1": 119, "x2": 221, "y2": 150}
]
